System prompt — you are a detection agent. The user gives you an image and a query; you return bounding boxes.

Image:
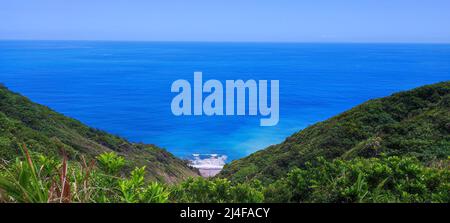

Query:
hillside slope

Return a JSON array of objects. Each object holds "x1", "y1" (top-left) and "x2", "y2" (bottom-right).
[
  {"x1": 219, "y1": 81, "x2": 450, "y2": 183},
  {"x1": 0, "y1": 85, "x2": 199, "y2": 183}
]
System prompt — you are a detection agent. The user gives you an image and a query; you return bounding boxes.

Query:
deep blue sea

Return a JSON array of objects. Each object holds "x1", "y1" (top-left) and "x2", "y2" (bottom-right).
[{"x1": 0, "y1": 41, "x2": 449, "y2": 162}]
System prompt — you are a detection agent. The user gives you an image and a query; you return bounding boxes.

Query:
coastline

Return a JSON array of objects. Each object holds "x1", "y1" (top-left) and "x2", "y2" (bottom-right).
[
  {"x1": 188, "y1": 154, "x2": 226, "y2": 177},
  {"x1": 196, "y1": 167, "x2": 223, "y2": 178}
]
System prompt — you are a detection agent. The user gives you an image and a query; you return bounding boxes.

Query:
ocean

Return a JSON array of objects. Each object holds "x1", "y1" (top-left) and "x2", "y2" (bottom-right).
[{"x1": 1, "y1": 41, "x2": 449, "y2": 163}]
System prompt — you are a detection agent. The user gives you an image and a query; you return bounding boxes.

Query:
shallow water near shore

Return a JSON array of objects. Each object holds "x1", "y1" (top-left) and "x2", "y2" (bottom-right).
[{"x1": 1, "y1": 41, "x2": 449, "y2": 164}]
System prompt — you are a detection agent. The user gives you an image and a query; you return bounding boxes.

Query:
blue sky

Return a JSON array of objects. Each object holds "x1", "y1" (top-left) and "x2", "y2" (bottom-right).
[{"x1": 1, "y1": 0, "x2": 449, "y2": 42}]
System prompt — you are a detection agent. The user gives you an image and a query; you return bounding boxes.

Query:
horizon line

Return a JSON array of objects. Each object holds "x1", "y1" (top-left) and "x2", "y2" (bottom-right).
[{"x1": 1, "y1": 38, "x2": 450, "y2": 45}]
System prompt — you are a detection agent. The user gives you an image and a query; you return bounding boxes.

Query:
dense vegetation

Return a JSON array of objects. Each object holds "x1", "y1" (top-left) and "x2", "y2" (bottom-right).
[
  {"x1": 1, "y1": 149, "x2": 447, "y2": 203},
  {"x1": 219, "y1": 81, "x2": 450, "y2": 184},
  {"x1": 265, "y1": 156, "x2": 449, "y2": 203},
  {"x1": 0, "y1": 85, "x2": 198, "y2": 183}
]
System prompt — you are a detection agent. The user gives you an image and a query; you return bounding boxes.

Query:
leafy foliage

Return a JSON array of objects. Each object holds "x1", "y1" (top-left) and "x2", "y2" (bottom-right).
[
  {"x1": 1, "y1": 150, "x2": 447, "y2": 203},
  {"x1": 119, "y1": 166, "x2": 169, "y2": 203},
  {"x1": 97, "y1": 152, "x2": 126, "y2": 174},
  {"x1": 0, "y1": 145, "x2": 50, "y2": 202},
  {"x1": 170, "y1": 177, "x2": 264, "y2": 203},
  {"x1": 0, "y1": 145, "x2": 97, "y2": 202},
  {"x1": 264, "y1": 156, "x2": 450, "y2": 203},
  {"x1": 0, "y1": 150, "x2": 171, "y2": 203}
]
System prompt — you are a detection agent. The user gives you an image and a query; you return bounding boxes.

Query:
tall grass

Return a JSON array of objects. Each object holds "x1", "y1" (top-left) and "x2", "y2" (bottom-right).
[
  {"x1": 0, "y1": 144, "x2": 51, "y2": 202},
  {"x1": 0, "y1": 145, "x2": 169, "y2": 203}
]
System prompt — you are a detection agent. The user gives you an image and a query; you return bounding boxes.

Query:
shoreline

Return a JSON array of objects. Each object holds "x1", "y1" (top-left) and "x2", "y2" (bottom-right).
[
  {"x1": 188, "y1": 154, "x2": 227, "y2": 177},
  {"x1": 196, "y1": 167, "x2": 223, "y2": 178}
]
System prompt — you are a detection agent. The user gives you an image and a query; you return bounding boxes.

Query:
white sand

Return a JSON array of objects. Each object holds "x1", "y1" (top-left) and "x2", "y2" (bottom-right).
[{"x1": 189, "y1": 154, "x2": 227, "y2": 177}]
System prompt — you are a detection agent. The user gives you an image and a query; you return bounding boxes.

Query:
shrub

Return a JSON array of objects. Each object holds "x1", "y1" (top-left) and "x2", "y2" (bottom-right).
[
  {"x1": 96, "y1": 152, "x2": 125, "y2": 174},
  {"x1": 118, "y1": 166, "x2": 169, "y2": 203},
  {"x1": 170, "y1": 177, "x2": 264, "y2": 203},
  {"x1": 264, "y1": 156, "x2": 450, "y2": 203}
]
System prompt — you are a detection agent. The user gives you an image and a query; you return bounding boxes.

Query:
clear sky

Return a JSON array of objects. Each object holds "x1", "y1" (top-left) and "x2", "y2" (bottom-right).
[{"x1": 1, "y1": 0, "x2": 449, "y2": 43}]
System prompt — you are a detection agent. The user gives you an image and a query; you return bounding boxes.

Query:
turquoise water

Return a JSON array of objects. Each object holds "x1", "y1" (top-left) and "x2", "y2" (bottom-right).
[{"x1": 0, "y1": 41, "x2": 449, "y2": 161}]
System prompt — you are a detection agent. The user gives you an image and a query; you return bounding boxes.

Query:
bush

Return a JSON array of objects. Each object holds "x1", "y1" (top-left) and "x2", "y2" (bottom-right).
[
  {"x1": 96, "y1": 152, "x2": 125, "y2": 174},
  {"x1": 118, "y1": 166, "x2": 169, "y2": 203},
  {"x1": 264, "y1": 156, "x2": 450, "y2": 203},
  {"x1": 170, "y1": 177, "x2": 264, "y2": 203}
]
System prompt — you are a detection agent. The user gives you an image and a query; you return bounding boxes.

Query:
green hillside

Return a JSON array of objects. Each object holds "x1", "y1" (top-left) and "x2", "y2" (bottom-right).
[
  {"x1": 0, "y1": 85, "x2": 199, "y2": 183},
  {"x1": 219, "y1": 81, "x2": 450, "y2": 183}
]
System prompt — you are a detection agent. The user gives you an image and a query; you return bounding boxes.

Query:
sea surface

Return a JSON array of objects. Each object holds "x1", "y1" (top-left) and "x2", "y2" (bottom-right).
[{"x1": 0, "y1": 41, "x2": 449, "y2": 164}]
